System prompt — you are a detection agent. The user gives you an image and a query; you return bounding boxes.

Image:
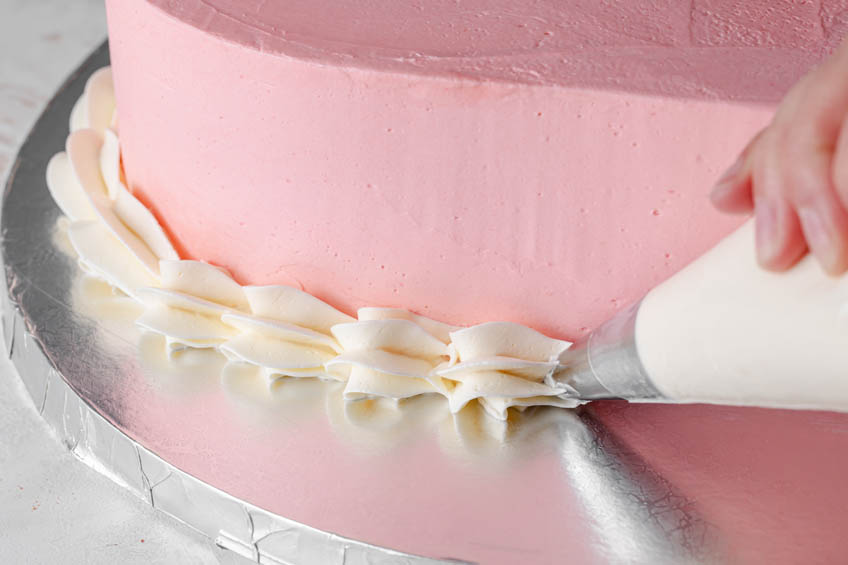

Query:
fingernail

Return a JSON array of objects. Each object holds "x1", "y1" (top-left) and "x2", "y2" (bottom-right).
[
  {"x1": 798, "y1": 207, "x2": 839, "y2": 272},
  {"x1": 711, "y1": 157, "x2": 744, "y2": 194},
  {"x1": 755, "y1": 197, "x2": 782, "y2": 264},
  {"x1": 709, "y1": 181, "x2": 736, "y2": 205}
]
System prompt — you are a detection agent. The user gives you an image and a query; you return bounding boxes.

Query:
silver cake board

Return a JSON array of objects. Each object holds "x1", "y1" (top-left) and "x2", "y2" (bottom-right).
[{"x1": 5, "y1": 41, "x2": 848, "y2": 565}]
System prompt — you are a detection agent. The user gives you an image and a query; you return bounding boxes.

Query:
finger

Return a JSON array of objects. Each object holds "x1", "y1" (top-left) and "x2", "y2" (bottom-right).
[
  {"x1": 754, "y1": 194, "x2": 807, "y2": 271},
  {"x1": 780, "y1": 44, "x2": 848, "y2": 142},
  {"x1": 710, "y1": 164, "x2": 753, "y2": 213},
  {"x1": 747, "y1": 37, "x2": 848, "y2": 273},
  {"x1": 791, "y1": 51, "x2": 848, "y2": 274},
  {"x1": 751, "y1": 136, "x2": 807, "y2": 271},
  {"x1": 791, "y1": 152, "x2": 848, "y2": 275},
  {"x1": 830, "y1": 114, "x2": 848, "y2": 210},
  {"x1": 797, "y1": 201, "x2": 848, "y2": 275},
  {"x1": 710, "y1": 130, "x2": 765, "y2": 214}
]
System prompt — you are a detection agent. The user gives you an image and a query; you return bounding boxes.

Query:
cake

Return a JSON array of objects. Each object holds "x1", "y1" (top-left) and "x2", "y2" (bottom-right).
[{"x1": 46, "y1": 1, "x2": 844, "y2": 420}]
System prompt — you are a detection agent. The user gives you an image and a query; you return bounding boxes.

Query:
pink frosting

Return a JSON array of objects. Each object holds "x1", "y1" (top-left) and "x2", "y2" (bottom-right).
[{"x1": 105, "y1": 0, "x2": 839, "y2": 342}]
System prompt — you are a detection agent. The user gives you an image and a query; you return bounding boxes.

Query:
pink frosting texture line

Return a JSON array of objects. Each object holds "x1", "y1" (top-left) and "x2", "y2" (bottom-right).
[{"x1": 150, "y1": 0, "x2": 848, "y2": 101}]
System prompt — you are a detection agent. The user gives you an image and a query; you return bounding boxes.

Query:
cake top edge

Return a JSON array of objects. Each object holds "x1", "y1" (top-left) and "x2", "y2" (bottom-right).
[{"x1": 147, "y1": 0, "x2": 848, "y2": 102}]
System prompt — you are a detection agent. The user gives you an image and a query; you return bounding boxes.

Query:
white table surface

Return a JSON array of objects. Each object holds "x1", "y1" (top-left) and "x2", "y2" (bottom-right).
[{"x1": 0, "y1": 2, "x2": 241, "y2": 563}]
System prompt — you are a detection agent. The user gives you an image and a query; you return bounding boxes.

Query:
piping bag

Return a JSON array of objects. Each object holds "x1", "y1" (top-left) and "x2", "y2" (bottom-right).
[{"x1": 552, "y1": 218, "x2": 848, "y2": 411}]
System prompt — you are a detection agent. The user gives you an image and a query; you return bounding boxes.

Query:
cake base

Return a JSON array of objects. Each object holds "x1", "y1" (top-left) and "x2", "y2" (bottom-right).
[{"x1": 6, "y1": 42, "x2": 848, "y2": 565}]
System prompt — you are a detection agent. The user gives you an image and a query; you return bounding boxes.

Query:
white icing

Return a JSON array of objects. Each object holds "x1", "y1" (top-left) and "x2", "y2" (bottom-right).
[
  {"x1": 342, "y1": 366, "x2": 441, "y2": 401},
  {"x1": 48, "y1": 67, "x2": 584, "y2": 420},
  {"x1": 46, "y1": 152, "x2": 97, "y2": 222},
  {"x1": 332, "y1": 318, "x2": 450, "y2": 359},
  {"x1": 50, "y1": 72, "x2": 176, "y2": 297},
  {"x1": 221, "y1": 333, "x2": 337, "y2": 381},
  {"x1": 357, "y1": 306, "x2": 460, "y2": 343},
  {"x1": 70, "y1": 67, "x2": 115, "y2": 134},
  {"x1": 67, "y1": 220, "x2": 159, "y2": 298},
  {"x1": 221, "y1": 311, "x2": 342, "y2": 385},
  {"x1": 160, "y1": 260, "x2": 247, "y2": 309},
  {"x1": 244, "y1": 285, "x2": 355, "y2": 332},
  {"x1": 137, "y1": 303, "x2": 236, "y2": 352}
]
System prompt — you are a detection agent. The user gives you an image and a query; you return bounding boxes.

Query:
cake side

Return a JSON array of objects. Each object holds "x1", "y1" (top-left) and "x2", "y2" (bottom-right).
[{"x1": 106, "y1": 0, "x2": 828, "y2": 340}]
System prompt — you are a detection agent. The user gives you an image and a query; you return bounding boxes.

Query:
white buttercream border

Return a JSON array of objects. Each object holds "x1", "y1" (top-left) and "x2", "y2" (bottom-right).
[{"x1": 47, "y1": 67, "x2": 582, "y2": 421}]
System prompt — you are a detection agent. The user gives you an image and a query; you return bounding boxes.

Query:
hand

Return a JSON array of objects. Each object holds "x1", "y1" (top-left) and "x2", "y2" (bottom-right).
[{"x1": 710, "y1": 39, "x2": 848, "y2": 275}]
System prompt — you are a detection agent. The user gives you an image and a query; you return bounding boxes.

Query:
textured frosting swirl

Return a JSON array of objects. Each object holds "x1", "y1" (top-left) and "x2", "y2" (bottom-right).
[{"x1": 46, "y1": 67, "x2": 581, "y2": 421}]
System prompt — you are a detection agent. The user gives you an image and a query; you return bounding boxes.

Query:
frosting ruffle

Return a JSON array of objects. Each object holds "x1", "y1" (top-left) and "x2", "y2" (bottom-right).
[{"x1": 47, "y1": 67, "x2": 583, "y2": 420}]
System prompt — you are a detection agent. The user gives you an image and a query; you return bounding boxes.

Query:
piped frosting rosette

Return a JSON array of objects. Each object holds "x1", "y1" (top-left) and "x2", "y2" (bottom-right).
[{"x1": 46, "y1": 67, "x2": 583, "y2": 421}]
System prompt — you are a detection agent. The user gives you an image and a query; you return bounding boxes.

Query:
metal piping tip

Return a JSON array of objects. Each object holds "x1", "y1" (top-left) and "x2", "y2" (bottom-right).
[
  {"x1": 551, "y1": 341, "x2": 619, "y2": 400},
  {"x1": 549, "y1": 300, "x2": 667, "y2": 403}
]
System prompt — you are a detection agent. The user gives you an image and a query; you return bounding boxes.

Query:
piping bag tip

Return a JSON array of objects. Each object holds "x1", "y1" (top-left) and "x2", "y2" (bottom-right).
[{"x1": 550, "y1": 299, "x2": 668, "y2": 402}]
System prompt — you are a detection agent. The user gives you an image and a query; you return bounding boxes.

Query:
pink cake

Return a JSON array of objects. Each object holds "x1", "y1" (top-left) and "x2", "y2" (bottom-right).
[
  {"x1": 103, "y1": 0, "x2": 846, "y2": 341},
  {"x1": 34, "y1": 6, "x2": 848, "y2": 561}
]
